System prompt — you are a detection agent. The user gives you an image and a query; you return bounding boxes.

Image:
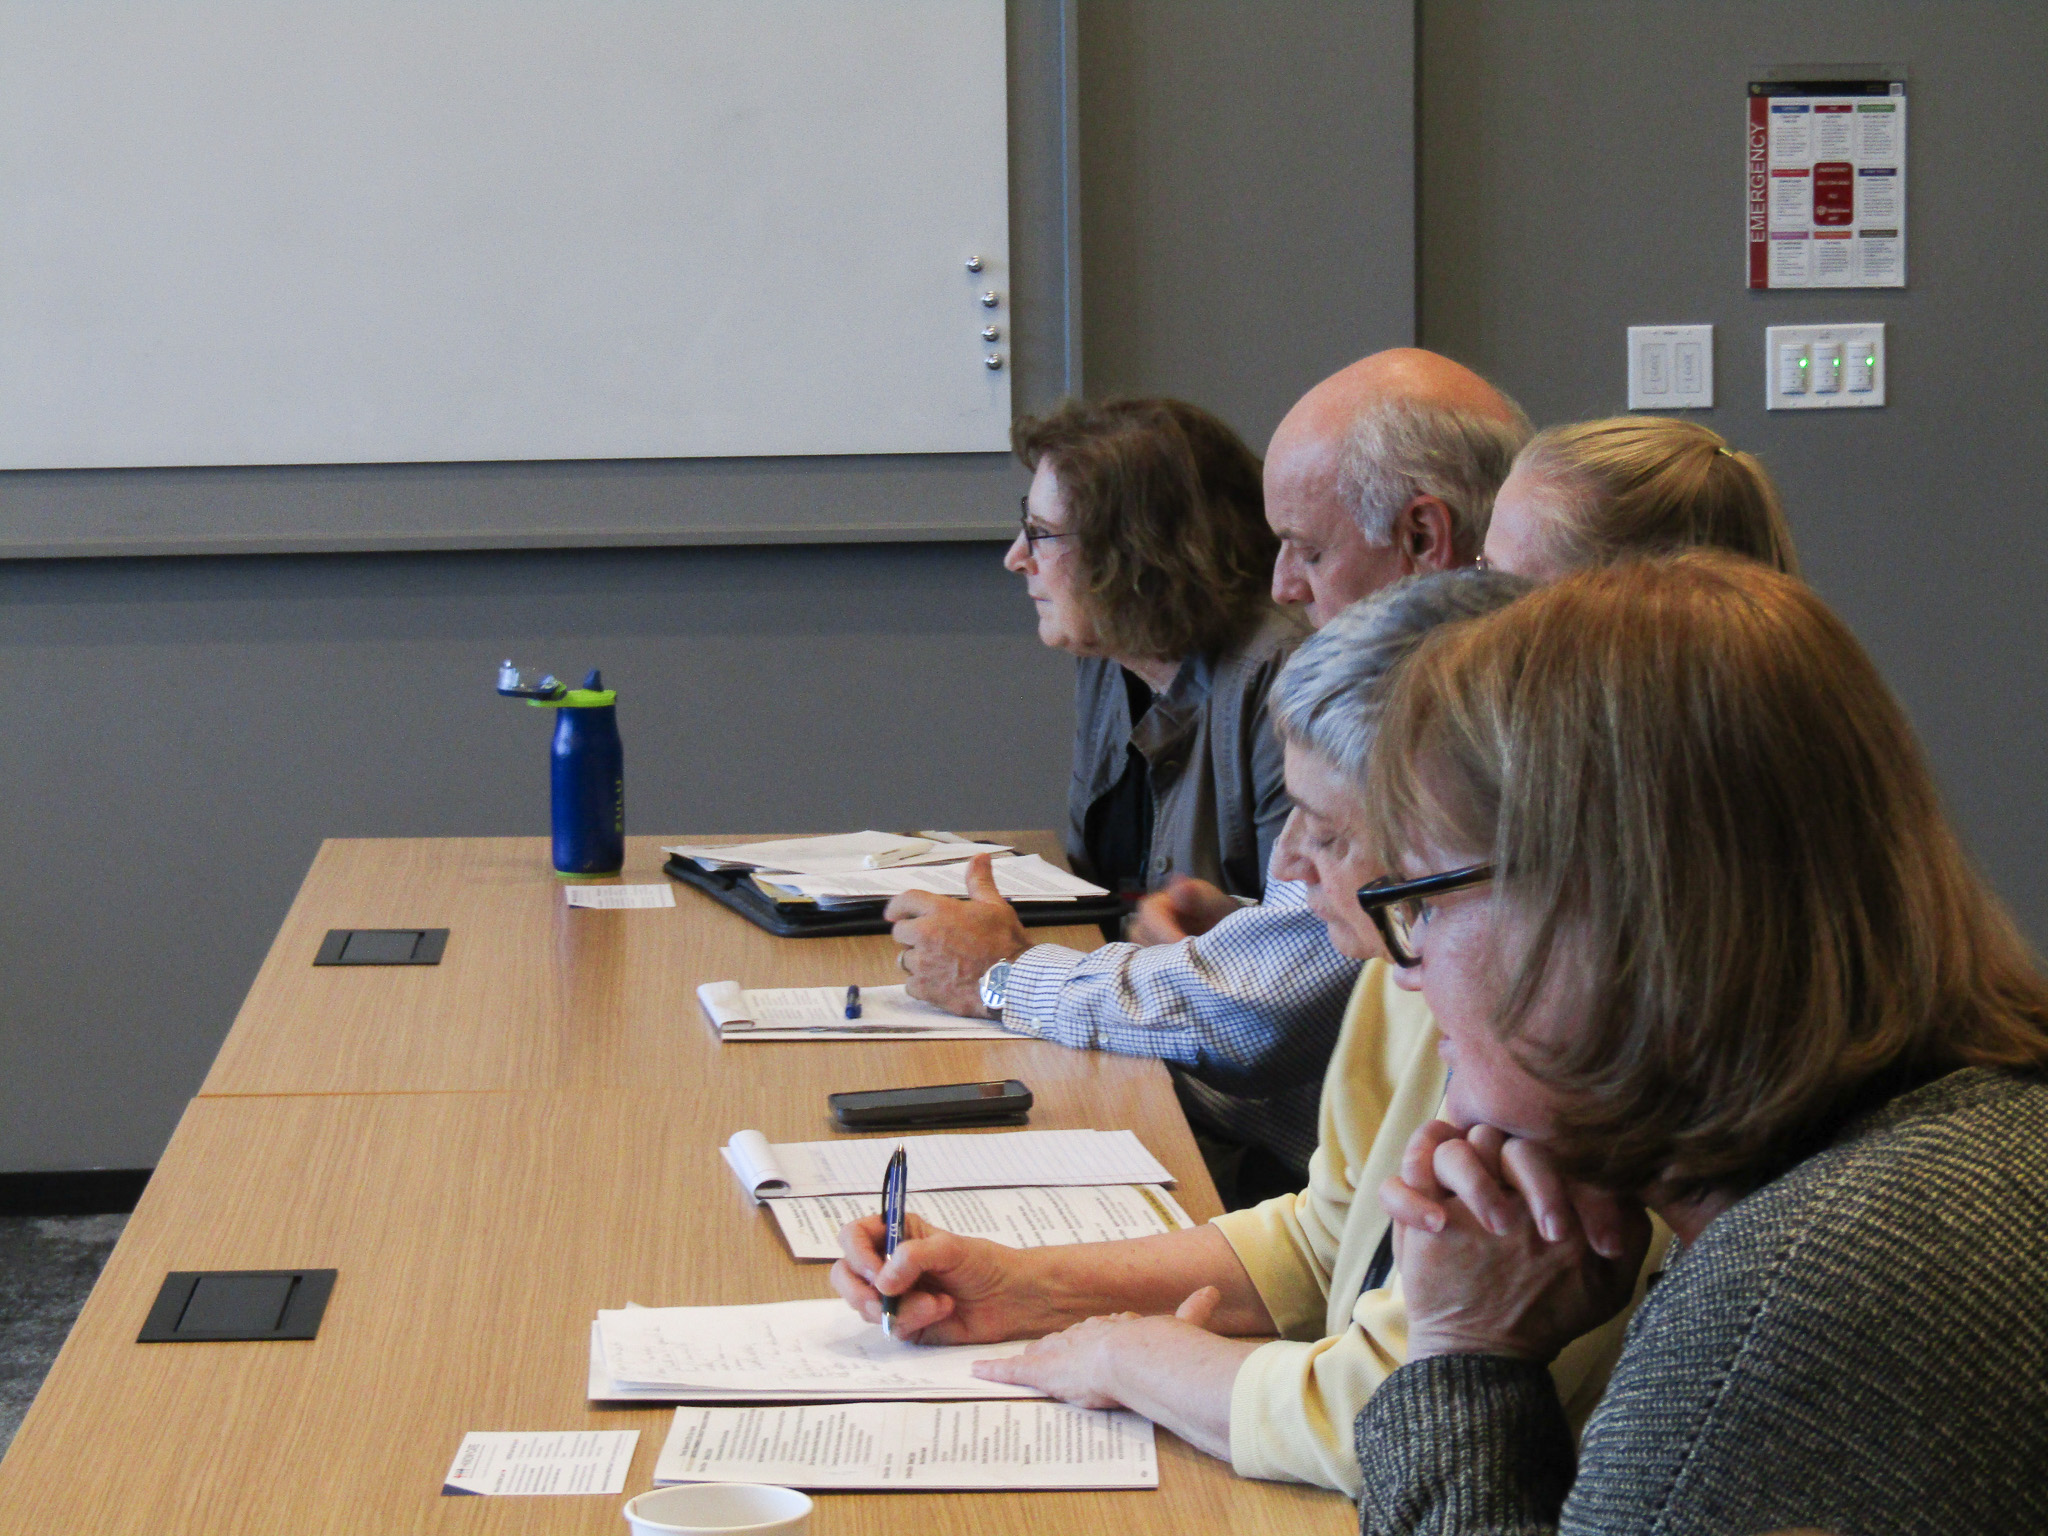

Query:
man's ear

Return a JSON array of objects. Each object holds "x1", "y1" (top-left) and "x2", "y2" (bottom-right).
[{"x1": 1398, "y1": 496, "x2": 1459, "y2": 574}]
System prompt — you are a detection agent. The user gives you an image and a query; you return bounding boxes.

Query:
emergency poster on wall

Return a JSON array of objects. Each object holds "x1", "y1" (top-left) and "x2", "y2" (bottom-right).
[{"x1": 1747, "y1": 79, "x2": 1906, "y2": 289}]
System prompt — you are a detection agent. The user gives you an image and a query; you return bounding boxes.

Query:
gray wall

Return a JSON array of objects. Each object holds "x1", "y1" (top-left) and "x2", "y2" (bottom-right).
[
  {"x1": 0, "y1": 2, "x2": 1414, "y2": 1173},
  {"x1": 1420, "y1": 0, "x2": 2048, "y2": 946},
  {"x1": 1077, "y1": 0, "x2": 1416, "y2": 442}
]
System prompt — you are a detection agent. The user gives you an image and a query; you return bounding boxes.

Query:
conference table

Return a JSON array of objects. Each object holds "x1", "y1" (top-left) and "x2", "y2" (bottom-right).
[{"x1": 0, "y1": 835, "x2": 1354, "y2": 1535}]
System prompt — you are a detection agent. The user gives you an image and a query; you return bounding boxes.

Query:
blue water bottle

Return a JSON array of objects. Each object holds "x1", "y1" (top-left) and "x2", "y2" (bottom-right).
[{"x1": 497, "y1": 662, "x2": 624, "y2": 879}]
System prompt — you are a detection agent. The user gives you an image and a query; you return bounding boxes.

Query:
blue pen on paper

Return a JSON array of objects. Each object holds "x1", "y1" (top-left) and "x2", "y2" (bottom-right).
[
  {"x1": 880, "y1": 1144, "x2": 908, "y2": 1337},
  {"x1": 845, "y1": 985, "x2": 862, "y2": 1020}
]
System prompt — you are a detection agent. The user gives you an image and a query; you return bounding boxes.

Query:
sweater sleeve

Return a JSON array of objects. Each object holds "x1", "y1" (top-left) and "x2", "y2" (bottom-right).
[{"x1": 1354, "y1": 1355, "x2": 1575, "y2": 1535}]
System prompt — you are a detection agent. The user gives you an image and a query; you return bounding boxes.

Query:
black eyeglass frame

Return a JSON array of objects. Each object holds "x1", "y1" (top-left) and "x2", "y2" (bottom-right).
[
  {"x1": 1018, "y1": 494, "x2": 1076, "y2": 556},
  {"x1": 1355, "y1": 862, "x2": 1495, "y2": 966}
]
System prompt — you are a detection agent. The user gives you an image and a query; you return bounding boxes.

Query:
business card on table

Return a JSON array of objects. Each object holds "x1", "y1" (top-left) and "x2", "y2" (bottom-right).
[
  {"x1": 442, "y1": 1430, "x2": 639, "y2": 1495},
  {"x1": 565, "y1": 884, "x2": 676, "y2": 909}
]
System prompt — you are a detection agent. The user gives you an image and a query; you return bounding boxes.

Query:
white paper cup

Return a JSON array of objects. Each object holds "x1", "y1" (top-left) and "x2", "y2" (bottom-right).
[{"x1": 623, "y1": 1482, "x2": 812, "y2": 1536}]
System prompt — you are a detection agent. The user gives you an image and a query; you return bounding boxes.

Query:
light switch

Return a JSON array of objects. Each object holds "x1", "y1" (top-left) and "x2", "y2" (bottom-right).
[
  {"x1": 1811, "y1": 342, "x2": 1842, "y2": 394},
  {"x1": 1627, "y1": 325, "x2": 1713, "y2": 410},
  {"x1": 1777, "y1": 343, "x2": 1809, "y2": 395},
  {"x1": 1767, "y1": 324, "x2": 1885, "y2": 410},
  {"x1": 1845, "y1": 344, "x2": 1877, "y2": 393},
  {"x1": 1642, "y1": 343, "x2": 1671, "y2": 396},
  {"x1": 1675, "y1": 342, "x2": 1705, "y2": 397}
]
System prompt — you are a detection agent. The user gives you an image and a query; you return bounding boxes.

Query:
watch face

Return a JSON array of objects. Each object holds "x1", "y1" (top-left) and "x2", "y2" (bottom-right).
[{"x1": 979, "y1": 960, "x2": 1010, "y2": 1010}]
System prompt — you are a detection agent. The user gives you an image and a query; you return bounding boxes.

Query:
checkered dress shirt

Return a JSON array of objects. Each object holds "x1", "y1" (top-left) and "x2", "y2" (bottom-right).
[{"x1": 1001, "y1": 863, "x2": 1360, "y2": 1174}]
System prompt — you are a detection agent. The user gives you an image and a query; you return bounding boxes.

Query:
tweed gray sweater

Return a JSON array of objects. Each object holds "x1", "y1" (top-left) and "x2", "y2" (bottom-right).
[{"x1": 1354, "y1": 1067, "x2": 2048, "y2": 1536}]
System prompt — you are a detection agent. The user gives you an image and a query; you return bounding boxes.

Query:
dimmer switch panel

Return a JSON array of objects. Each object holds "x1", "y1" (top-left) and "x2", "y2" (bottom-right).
[
  {"x1": 1766, "y1": 324, "x2": 1884, "y2": 409},
  {"x1": 1628, "y1": 325, "x2": 1714, "y2": 410}
]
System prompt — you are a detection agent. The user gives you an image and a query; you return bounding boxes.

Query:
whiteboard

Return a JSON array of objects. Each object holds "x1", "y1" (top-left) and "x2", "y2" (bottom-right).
[{"x1": 0, "y1": 1, "x2": 1012, "y2": 470}]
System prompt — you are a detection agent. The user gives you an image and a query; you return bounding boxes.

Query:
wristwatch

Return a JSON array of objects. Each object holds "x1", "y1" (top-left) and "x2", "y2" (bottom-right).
[{"x1": 977, "y1": 958, "x2": 1014, "y2": 1016}]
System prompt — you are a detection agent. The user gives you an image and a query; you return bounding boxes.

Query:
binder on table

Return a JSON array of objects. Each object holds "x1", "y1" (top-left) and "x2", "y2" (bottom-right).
[{"x1": 663, "y1": 855, "x2": 1126, "y2": 939}]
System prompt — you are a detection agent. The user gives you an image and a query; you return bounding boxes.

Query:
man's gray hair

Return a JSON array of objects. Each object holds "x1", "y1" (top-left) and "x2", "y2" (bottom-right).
[
  {"x1": 1271, "y1": 568, "x2": 1536, "y2": 782},
  {"x1": 1338, "y1": 396, "x2": 1533, "y2": 559}
]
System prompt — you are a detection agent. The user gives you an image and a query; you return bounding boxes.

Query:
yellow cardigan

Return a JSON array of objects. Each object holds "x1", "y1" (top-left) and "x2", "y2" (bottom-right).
[{"x1": 1210, "y1": 958, "x2": 1665, "y2": 1493}]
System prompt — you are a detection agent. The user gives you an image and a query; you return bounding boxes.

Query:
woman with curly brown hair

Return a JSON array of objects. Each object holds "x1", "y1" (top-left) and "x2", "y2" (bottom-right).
[{"x1": 1006, "y1": 396, "x2": 1306, "y2": 909}]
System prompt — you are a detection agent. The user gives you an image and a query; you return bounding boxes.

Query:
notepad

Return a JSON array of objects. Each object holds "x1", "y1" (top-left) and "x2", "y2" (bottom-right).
[
  {"x1": 721, "y1": 1128, "x2": 1173, "y2": 1202},
  {"x1": 595, "y1": 1298, "x2": 1040, "y2": 1399},
  {"x1": 698, "y1": 981, "x2": 1012, "y2": 1041},
  {"x1": 654, "y1": 1401, "x2": 1157, "y2": 1490},
  {"x1": 765, "y1": 1183, "x2": 1194, "y2": 1261}
]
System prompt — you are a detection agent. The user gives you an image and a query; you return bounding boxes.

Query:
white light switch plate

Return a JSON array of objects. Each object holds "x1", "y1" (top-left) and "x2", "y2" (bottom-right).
[
  {"x1": 1765, "y1": 323, "x2": 1885, "y2": 409},
  {"x1": 1627, "y1": 325, "x2": 1714, "y2": 410}
]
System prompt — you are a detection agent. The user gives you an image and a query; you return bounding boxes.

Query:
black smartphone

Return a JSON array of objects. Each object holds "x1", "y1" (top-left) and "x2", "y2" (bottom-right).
[{"x1": 828, "y1": 1079, "x2": 1033, "y2": 1131}]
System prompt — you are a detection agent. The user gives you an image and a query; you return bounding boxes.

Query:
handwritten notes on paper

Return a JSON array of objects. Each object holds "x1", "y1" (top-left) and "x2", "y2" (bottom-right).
[{"x1": 595, "y1": 1298, "x2": 1038, "y2": 1400}]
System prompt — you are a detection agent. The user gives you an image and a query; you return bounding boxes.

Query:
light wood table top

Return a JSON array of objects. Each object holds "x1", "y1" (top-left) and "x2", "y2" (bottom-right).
[
  {"x1": 0, "y1": 1089, "x2": 1346, "y2": 1535},
  {"x1": 202, "y1": 834, "x2": 1113, "y2": 1098},
  {"x1": 2, "y1": 832, "x2": 1354, "y2": 1533}
]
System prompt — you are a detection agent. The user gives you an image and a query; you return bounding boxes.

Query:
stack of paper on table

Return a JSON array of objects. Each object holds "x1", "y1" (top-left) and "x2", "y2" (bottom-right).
[
  {"x1": 721, "y1": 1127, "x2": 1173, "y2": 1202},
  {"x1": 589, "y1": 1298, "x2": 1039, "y2": 1404},
  {"x1": 749, "y1": 854, "x2": 1107, "y2": 908},
  {"x1": 765, "y1": 1183, "x2": 1194, "y2": 1261},
  {"x1": 663, "y1": 832, "x2": 1015, "y2": 876},
  {"x1": 698, "y1": 981, "x2": 1012, "y2": 1042},
  {"x1": 654, "y1": 1401, "x2": 1157, "y2": 1490}
]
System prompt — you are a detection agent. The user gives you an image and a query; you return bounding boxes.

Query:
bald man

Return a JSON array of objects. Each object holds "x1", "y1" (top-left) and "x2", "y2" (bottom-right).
[{"x1": 889, "y1": 349, "x2": 1528, "y2": 1204}]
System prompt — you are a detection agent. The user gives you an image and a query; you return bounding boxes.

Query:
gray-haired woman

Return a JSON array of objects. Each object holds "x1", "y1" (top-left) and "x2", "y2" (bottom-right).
[{"x1": 827, "y1": 571, "x2": 1656, "y2": 1497}]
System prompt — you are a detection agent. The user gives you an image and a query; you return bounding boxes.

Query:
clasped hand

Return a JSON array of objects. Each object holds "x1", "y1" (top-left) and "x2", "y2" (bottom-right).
[{"x1": 1381, "y1": 1121, "x2": 1651, "y2": 1364}]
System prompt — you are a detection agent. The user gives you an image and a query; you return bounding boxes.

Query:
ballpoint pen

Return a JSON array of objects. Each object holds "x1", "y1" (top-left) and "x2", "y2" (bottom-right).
[
  {"x1": 845, "y1": 984, "x2": 862, "y2": 1020},
  {"x1": 880, "y1": 1144, "x2": 908, "y2": 1337}
]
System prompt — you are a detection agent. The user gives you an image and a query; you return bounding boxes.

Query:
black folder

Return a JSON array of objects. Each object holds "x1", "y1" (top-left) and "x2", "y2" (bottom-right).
[{"x1": 663, "y1": 854, "x2": 1127, "y2": 940}]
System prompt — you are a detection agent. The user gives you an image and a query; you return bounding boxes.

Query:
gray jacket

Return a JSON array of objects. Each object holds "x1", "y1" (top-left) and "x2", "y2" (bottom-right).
[
  {"x1": 1354, "y1": 1066, "x2": 2048, "y2": 1535},
  {"x1": 1064, "y1": 605, "x2": 1307, "y2": 901}
]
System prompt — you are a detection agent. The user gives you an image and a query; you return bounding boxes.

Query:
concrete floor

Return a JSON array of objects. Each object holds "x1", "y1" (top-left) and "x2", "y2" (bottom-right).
[{"x1": 0, "y1": 1214, "x2": 125, "y2": 1454}]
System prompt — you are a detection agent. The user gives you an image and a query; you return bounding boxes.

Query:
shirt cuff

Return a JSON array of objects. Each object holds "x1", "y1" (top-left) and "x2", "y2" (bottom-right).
[
  {"x1": 1211, "y1": 1196, "x2": 1329, "y2": 1340},
  {"x1": 1226, "y1": 1339, "x2": 1362, "y2": 1494},
  {"x1": 1355, "y1": 1355, "x2": 1575, "y2": 1530},
  {"x1": 999, "y1": 942, "x2": 1090, "y2": 1039}
]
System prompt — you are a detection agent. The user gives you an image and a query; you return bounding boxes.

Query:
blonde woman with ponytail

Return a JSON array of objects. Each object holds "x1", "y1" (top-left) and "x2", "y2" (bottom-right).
[{"x1": 1483, "y1": 417, "x2": 1797, "y2": 579}]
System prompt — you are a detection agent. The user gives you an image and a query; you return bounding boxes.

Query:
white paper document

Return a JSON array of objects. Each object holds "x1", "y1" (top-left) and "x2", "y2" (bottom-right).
[
  {"x1": 721, "y1": 1127, "x2": 1173, "y2": 1202},
  {"x1": 654, "y1": 1400, "x2": 1157, "y2": 1490},
  {"x1": 698, "y1": 981, "x2": 1013, "y2": 1042},
  {"x1": 767, "y1": 1184, "x2": 1194, "y2": 1261},
  {"x1": 755, "y1": 854, "x2": 1106, "y2": 906},
  {"x1": 663, "y1": 832, "x2": 1013, "y2": 877},
  {"x1": 596, "y1": 1298, "x2": 1039, "y2": 1399},
  {"x1": 441, "y1": 1430, "x2": 638, "y2": 1496},
  {"x1": 564, "y1": 884, "x2": 676, "y2": 909}
]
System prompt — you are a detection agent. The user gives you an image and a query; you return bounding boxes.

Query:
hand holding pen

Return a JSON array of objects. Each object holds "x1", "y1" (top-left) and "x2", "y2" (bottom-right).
[{"x1": 880, "y1": 1144, "x2": 908, "y2": 1336}]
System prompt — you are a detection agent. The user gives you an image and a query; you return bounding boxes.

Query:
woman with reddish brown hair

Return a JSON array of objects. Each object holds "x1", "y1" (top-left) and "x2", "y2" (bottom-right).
[
  {"x1": 1003, "y1": 397, "x2": 1304, "y2": 909},
  {"x1": 1353, "y1": 552, "x2": 2048, "y2": 1534}
]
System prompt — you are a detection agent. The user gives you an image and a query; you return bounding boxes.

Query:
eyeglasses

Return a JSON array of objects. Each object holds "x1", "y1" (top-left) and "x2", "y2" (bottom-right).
[
  {"x1": 1355, "y1": 862, "x2": 1494, "y2": 966},
  {"x1": 1018, "y1": 494, "x2": 1076, "y2": 556}
]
